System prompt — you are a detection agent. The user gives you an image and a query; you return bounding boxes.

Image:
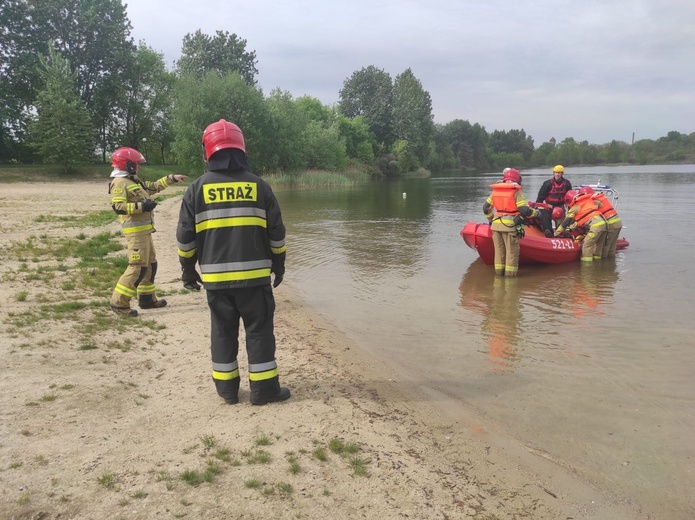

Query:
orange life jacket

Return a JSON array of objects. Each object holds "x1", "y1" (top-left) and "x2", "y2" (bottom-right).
[
  {"x1": 490, "y1": 182, "x2": 520, "y2": 216},
  {"x1": 591, "y1": 193, "x2": 618, "y2": 219},
  {"x1": 570, "y1": 194, "x2": 602, "y2": 227}
]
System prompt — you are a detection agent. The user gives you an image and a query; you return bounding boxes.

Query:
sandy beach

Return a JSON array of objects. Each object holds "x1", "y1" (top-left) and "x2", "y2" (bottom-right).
[{"x1": 0, "y1": 180, "x2": 647, "y2": 519}]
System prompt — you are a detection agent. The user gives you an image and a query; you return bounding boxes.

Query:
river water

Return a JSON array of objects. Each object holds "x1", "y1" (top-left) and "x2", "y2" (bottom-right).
[{"x1": 276, "y1": 164, "x2": 695, "y2": 517}]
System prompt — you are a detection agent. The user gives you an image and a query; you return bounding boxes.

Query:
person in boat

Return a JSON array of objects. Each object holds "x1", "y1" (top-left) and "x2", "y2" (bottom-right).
[
  {"x1": 554, "y1": 189, "x2": 607, "y2": 262},
  {"x1": 527, "y1": 201, "x2": 554, "y2": 237},
  {"x1": 483, "y1": 168, "x2": 539, "y2": 277},
  {"x1": 536, "y1": 164, "x2": 573, "y2": 232},
  {"x1": 579, "y1": 186, "x2": 623, "y2": 258}
]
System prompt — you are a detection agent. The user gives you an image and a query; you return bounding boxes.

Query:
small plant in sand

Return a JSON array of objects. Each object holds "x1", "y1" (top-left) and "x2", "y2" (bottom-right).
[
  {"x1": 97, "y1": 472, "x2": 117, "y2": 489},
  {"x1": 254, "y1": 433, "x2": 272, "y2": 446}
]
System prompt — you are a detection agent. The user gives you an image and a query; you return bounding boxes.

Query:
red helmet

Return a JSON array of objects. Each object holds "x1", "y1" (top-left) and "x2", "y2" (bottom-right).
[
  {"x1": 111, "y1": 147, "x2": 145, "y2": 174},
  {"x1": 579, "y1": 186, "x2": 594, "y2": 196},
  {"x1": 202, "y1": 119, "x2": 246, "y2": 160},
  {"x1": 502, "y1": 168, "x2": 521, "y2": 184},
  {"x1": 564, "y1": 189, "x2": 577, "y2": 206},
  {"x1": 551, "y1": 206, "x2": 565, "y2": 220}
]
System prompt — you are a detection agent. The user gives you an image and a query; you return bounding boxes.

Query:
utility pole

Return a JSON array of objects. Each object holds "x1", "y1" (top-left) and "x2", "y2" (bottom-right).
[{"x1": 142, "y1": 137, "x2": 148, "y2": 163}]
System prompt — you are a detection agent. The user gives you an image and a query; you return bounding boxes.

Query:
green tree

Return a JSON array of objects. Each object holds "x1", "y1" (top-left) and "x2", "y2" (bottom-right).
[
  {"x1": 337, "y1": 115, "x2": 376, "y2": 163},
  {"x1": 172, "y1": 71, "x2": 271, "y2": 171},
  {"x1": 441, "y1": 119, "x2": 489, "y2": 170},
  {"x1": 338, "y1": 65, "x2": 393, "y2": 148},
  {"x1": 114, "y1": 44, "x2": 176, "y2": 154},
  {"x1": 28, "y1": 49, "x2": 92, "y2": 173},
  {"x1": 2, "y1": 0, "x2": 135, "y2": 162},
  {"x1": 531, "y1": 141, "x2": 555, "y2": 167},
  {"x1": 265, "y1": 89, "x2": 309, "y2": 171},
  {"x1": 176, "y1": 30, "x2": 258, "y2": 85},
  {"x1": 303, "y1": 120, "x2": 348, "y2": 170},
  {"x1": 392, "y1": 68, "x2": 434, "y2": 165},
  {"x1": 488, "y1": 129, "x2": 534, "y2": 165}
]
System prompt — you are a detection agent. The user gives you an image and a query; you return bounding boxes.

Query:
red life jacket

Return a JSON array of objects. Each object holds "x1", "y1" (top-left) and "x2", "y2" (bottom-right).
[
  {"x1": 570, "y1": 194, "x2": 602, "y2": 226},
  {"x1": 546, "y1": 178, "x2": 570, "y2": 206},
  {"x1": 591, "y1": 193, "x2": 618, "y2": 219},
  {"x1": 490, "y1": 182, "x2": 520, "y2": 216}
]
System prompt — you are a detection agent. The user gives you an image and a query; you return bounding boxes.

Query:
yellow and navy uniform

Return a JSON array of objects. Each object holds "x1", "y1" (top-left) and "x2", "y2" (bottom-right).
[
  {"x1": 109, "y1": 172, "x2": 179, "y2": 308},
  {"x1": 483, "y1": 182, "x2": 538, "y2": 277},
  {"x1": 176, "y1": 168, "x2": 286, "y2": 403}
]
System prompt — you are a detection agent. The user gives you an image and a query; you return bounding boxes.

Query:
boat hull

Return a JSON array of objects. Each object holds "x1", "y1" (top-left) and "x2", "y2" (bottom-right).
[{"x1": 460, "y1": 222, "x2": 629, "y2": 265}]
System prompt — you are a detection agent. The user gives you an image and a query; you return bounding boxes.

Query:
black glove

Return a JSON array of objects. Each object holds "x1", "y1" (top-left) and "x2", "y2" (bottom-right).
[
  {"x1": 142, "y1": 199, "x2": 157, "y2": 212},
  {"x1": 515, "y1": 225, "x2": 525, "y2": 239},
  {"x1": 272, "y1": 273, "x2": 283, "y2": 288},
  {"x1": 181, "y1": 269, "x2": 203, "y2": 290},
  {"x1": 513, "y1": 214, "x2": 526, "y2": 226}
]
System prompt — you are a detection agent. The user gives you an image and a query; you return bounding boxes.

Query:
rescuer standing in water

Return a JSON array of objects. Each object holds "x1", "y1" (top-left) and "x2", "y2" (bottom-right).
[{"x1": 483, "y1": 168, "x2": 539, "y2": 277}]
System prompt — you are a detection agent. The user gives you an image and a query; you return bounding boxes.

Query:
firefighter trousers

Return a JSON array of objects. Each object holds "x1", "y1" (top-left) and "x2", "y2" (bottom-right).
[
  {"x1": 206, "y1": 285, "x2": 282, "y2": 403},
  {"x1": 580, "y1": 217, "x2": 608, "y2": 261},
  {"x1": 111, "y1": 233, "x2": 162, "y2": 308},
  {"x1": 602, "y1": 219, "x2": 623, "y2": 258},
  {"x1": 491, "y1": 229, "x2": 520, "y2": 277}
]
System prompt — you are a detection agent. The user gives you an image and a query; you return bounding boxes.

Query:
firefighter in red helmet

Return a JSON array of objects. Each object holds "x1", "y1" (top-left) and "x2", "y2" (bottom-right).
[
  {"x1": 176, "y1": 120, "x2": 290, "y2": 406},
  {"x1": 581, "y1": 186, "x2": 623, "y2": 258},
  {"x1": 483, "y1": 168, "x2": 539, "y2": 277},
  {"x1": 109, "y1": 147, "x2": 187, "y2": 316},
  {"x1": 555, "y1": 188, "x2": 607, "y2": 262}
]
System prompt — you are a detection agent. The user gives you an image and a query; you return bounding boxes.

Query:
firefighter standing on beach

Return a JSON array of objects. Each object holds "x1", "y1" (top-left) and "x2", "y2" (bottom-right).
[
  {"x1": 108, "y1": 147, "x2": 187, "y2": 317},
  {"x1": 176, "y1": 120, "x2": 290, "y2": 406}
]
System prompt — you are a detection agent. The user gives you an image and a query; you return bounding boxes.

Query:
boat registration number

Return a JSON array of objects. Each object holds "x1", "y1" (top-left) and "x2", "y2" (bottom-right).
[{"x1": 550, "y1": 239, "x2": 577, "y2": 250}]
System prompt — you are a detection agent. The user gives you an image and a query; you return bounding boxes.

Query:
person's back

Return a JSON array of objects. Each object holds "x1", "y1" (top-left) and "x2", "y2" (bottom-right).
[
  {"x1": 177, "y1": 119, "x2": 289, "y2": 406},
  {"x1": 180, "y1": 161, "x2": 284, "y2": 290}
]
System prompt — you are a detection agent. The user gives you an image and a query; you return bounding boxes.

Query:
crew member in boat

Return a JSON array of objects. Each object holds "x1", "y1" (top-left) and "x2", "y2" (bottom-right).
[
  {"x1": 527, "y1": 201, "x2": 554, "y2": 237},
  {"x1": 554, "y1": 189, "x2": 607, "y2": 262},
  {"x1": 536, "y1": 164, "x2": 573, "y2": 233},
  {"x1": 483, "y1": 168, "x2": 539, "y2": 277},
  {"x1": 579, "y1": 186, "x2": 623, "y2": 258}
]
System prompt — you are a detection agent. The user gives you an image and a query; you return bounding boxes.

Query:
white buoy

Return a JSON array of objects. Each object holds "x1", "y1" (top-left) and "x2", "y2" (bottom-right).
[{"x1": 402, "y1": 192, "x2": 407, "y2": 199}]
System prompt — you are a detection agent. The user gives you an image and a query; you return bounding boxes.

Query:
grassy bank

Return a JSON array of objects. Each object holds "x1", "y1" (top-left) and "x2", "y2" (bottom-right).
[{"x1": 0, "y1": 164, "x2": 374, "y2": 187}]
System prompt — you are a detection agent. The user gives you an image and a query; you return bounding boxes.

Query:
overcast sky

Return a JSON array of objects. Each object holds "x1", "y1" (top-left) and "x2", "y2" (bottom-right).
[{"x1": 126, "y1": 0, "x2": 695, "y2": 145}]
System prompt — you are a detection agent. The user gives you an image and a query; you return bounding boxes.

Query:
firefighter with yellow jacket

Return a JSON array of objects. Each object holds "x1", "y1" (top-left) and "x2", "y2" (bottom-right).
[
  {"x1": 108, "y1": 147, "x2": 187, "y2": 317},
  {"x1": 483, "y1": 168, "x2": 539, "y2": 277},
  {"x1": 555, "y1": 190, "x2": 607, "y2": 262}
]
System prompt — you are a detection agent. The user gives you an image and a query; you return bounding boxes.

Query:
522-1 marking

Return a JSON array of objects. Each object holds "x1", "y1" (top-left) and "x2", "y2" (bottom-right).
[{"x1": 550, "y1": 239, "x2": 577, "y2": 250}]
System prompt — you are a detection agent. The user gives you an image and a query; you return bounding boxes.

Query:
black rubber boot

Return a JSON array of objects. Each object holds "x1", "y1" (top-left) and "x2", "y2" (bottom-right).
[
  {"x1": 139, "y1": 296, "x2": 167, "y2": 309},
  {"x1": 250, "y1": 386, "x2": 291, "y2": 406}
]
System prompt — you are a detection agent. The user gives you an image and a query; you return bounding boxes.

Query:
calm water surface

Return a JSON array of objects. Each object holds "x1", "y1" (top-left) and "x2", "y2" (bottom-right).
[{"x1": 276, "y1": 165, "x2": 695, "y2": 517}]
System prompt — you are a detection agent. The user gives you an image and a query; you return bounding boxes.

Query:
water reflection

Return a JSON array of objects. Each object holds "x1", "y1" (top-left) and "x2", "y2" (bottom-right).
[{"x1": 459, "y1": 259, "x2": 621, "y2": 371}]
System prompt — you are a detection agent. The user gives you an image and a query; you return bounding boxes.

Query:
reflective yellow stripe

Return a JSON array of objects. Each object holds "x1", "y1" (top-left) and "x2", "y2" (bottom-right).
[
  {"x1": 123, "y1": 223, "x2": 153, "y2": 234},
  {"x1": 271, "y1": 245, "x2": 286, "y2": 254},
  {"x1": 248, "y1": 368, "x2": 278, "y2": 381},
  {"x1": 213, "y1": 369, "x2": 240, "y2": 381},
  {"x1": 201, "y1": 268, "x2": 271, "y2": 283},
  {"x1": 115, "y1": 284, "x2": 136, "y2": 298},
  {"x1": 137, "y1": 283, "x2": 156, "y2": 295},
  {"x1": 195, "y1": 217, "x2": 267, "y2": 233},
  {"x1": 111, "y1": 197, "x2": 127, "y2": 203},
  {"x1": 178, "y1": 248, "x2": 196, "y2": 258}
]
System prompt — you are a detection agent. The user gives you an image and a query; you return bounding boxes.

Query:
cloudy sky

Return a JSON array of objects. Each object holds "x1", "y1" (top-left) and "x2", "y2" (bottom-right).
[{"x1": 126, "y1": 0, "x2": 694, "y2": 145}]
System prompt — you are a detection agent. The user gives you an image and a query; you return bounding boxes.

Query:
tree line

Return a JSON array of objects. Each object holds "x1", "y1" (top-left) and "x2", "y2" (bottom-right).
[{"x1": 2, "y1": 0, "x2": 693, "y2": 175}]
